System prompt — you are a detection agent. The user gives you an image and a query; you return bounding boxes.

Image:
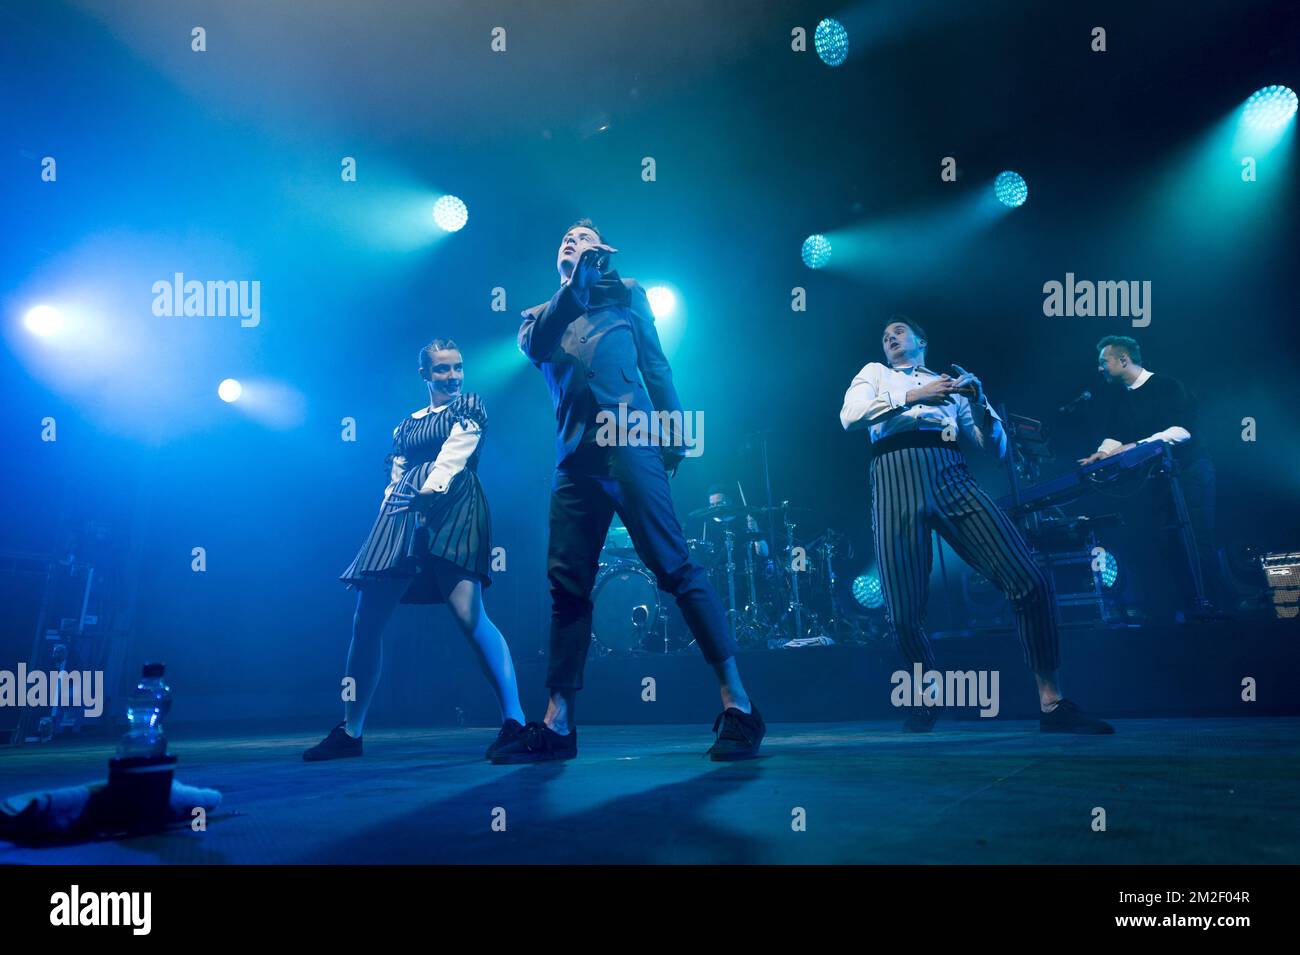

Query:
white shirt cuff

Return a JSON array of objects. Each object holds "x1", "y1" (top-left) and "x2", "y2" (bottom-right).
[{"x1": 1140, "y1": 427, "x2": 1191, "y2": 445}]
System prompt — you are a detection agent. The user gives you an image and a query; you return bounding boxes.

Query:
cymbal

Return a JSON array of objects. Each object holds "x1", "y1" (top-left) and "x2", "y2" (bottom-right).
[
  {"x1": 688, "y1": 503, "x2": 750, "y2": 522},
  {"x1": 807, "y1": 528, "x2": 848, "y2": 546},
  {"x1": 752, "y1": 504, "x2": 815, "y2": 517}
]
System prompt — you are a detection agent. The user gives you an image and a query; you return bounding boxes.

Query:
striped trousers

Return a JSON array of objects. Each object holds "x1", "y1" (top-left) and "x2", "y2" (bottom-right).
[{"x1": 870, "y1": 440, "x2": 1059, "y2": 673}]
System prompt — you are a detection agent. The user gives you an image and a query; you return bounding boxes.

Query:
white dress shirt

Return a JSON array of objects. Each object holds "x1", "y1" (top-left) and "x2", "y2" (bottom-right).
[
  {"x1": 380, "y1": 404, "x2": 483, "y2": 503},
  {"x1": 1095, "y1": 369, "x2": 1192, "y2": 454},
  {"x1": 839, "y1": 361, "x2": 1006, "y2": 457}
]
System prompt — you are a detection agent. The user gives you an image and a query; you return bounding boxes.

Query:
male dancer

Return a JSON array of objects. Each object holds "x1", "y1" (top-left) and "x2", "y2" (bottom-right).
[
  {"x1": 840, "y1": 316, "x2": 1113, "y2": 734},
  {"x1": 493, "y1": 219, "x2": 764, "y2": 762},
  {"x1": 1079, "y1": 335, "x2": 1218, "y2": 618}
]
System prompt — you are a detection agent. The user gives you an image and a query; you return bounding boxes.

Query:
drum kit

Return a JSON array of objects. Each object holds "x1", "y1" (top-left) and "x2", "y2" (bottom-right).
[{"x1": 590, "y1": 497, "x2": 873, "y2": 656}]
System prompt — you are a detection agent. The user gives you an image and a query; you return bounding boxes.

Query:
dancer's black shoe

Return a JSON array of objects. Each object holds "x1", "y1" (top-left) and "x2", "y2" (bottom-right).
[
  {"x1": 490, "y1": 721, "x2": 577, "y2": 764},
  {"x1": 485, "y1": 719, "x2": 525, "y2": 760},
  {"x1": 705, "y1": 705, "x2": 765, "y2": 761},
  {"x1": 303, "y1": 722, "x2": 362, "y2": 761},
  {"x1": 903, "y1": 706, "x2": 939, "y2": 733},
  {"x1": 1040, "y1": 699, "x2": 1115, "y2": 735}
]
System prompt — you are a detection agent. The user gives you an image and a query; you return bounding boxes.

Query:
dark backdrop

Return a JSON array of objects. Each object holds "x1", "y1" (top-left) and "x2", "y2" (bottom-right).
[{"x1": 2, "y1": 0, "x2": 1297, "y2": 728}]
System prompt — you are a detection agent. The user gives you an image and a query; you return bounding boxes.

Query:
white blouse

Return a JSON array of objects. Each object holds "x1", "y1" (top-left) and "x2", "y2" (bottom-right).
[
  {"x1": 839, "y1": 361, "x2": 1006, "y2": 457},
  {"x1": 379, "y1": 404, "x2": 483, "y2": 503}
]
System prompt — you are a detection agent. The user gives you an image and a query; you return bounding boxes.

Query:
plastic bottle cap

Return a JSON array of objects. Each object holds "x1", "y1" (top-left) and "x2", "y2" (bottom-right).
[{"x1": 142, "y1": 663, "x2": 166, "y2": 678}]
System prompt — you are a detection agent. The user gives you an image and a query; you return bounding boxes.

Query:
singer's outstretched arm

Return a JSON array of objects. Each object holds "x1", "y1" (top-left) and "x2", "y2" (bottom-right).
[{"x1": 518, "y1": 283, "x2": 589, "y2": 362}]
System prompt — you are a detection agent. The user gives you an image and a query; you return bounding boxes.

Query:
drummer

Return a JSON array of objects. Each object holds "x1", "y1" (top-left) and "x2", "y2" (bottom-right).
[{"x1": 701, "y1": 486, "x2": 769, "y2": 560}]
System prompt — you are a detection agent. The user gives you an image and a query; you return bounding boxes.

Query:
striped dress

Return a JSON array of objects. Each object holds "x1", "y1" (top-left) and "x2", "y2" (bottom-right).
[{"x1": 339, "y1": 393, "x2": 492, "y2": 603}]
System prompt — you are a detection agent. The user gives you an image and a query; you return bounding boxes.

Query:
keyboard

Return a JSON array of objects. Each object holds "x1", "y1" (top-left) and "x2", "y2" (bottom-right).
[{"x1": 997, "y1": 441, "x2": 1166, "y2": 515}]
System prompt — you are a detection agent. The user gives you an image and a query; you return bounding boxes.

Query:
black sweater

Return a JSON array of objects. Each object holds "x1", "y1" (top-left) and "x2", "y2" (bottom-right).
[{"x1": 1101, "y1": 373, "x2": 1206, "y2": 461}]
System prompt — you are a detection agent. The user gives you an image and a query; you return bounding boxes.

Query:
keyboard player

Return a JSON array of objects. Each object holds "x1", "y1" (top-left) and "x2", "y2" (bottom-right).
[{"x1": 1080, "y1": 336, "x2": 1218, "y2": 619}]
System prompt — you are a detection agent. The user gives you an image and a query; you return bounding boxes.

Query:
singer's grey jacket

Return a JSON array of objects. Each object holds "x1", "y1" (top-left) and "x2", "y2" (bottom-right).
[{"x1": 519, "y1": 271, "x2": 683, "y2": 465}]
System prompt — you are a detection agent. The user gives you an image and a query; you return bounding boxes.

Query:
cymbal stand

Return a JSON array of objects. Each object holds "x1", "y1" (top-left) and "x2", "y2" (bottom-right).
[
  {"x1": 782, "y1": 503, "x2": 807, "y2": 641},
  {"x1": 734, "y1": 533, "x2": 776, "y2": 646},
  {"x1": 815, "y1": 534, "x2": 842, "y2": 642},
  {"x1": 722, "y1": 528, "x2": 739, "y2": 644}
]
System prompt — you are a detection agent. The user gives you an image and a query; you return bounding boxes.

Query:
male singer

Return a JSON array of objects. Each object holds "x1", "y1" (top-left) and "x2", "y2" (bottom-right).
[
  {"x1": 840, "y1": 316, "x2": 1113, "y2": 734},
  {"x1": 495, "y1": 219, "x2": 765, "y2": 763}
]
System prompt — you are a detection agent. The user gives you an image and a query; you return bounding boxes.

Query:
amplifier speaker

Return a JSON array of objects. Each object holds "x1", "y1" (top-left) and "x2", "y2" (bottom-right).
[{"x1": 1262, "y1": 551, "x2": 1300, "y2": 620}]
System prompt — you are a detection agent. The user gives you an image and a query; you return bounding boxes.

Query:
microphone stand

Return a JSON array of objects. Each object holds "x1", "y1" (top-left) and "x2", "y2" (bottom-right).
[{"x1": 748, "y1": 429, "x2": 778, "y2": 566}]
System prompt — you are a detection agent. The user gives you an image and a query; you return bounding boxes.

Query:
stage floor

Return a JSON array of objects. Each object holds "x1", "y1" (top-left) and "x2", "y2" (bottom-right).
[{"x1": 2, "y1": 718, "x2": 1297, "y2": 865}]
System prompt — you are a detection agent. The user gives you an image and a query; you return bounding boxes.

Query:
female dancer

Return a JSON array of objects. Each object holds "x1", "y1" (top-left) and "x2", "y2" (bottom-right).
[{"x1": 304, "y1": 338, "x2": 527, "y2": 761}]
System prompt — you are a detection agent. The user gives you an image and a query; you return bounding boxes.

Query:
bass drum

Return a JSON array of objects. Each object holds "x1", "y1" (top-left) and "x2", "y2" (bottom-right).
[{"x1": 591, "y1": 561, "x2": 661, "y2": 653}]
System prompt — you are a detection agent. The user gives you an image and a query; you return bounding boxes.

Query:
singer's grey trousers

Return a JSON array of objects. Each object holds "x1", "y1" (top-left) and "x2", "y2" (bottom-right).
[{"x1": 870, "y1": 438, "x2": 1060, "y2": 673}]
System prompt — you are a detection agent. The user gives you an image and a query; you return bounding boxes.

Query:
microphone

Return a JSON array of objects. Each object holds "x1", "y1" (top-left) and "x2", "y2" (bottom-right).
[
  {"x1": 565, "y1": 246, "x2": 617, "y2": 289},
  {"x1": 577, "y1": 246, "x2": 615, "y2": 273},
  {"x1": 1058, "y1": 390, "x2": 1092, "y2": 414}
]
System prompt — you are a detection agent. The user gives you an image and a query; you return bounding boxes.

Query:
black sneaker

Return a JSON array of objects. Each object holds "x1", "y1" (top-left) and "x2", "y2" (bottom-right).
[
  {"x1": 303, "y1": 722, "x2": 362, "y2": 761},
  {"x1": 1040, "y1": 699, "x2": 1115, "y2": 735},
  {"x1": 706, "y1": 705, "x2": 765, "y2": 761},
  {"x1": 485, "y1": 719, "x2": 525, "y2": 760},
  {"x1": 490, "y1": 721, "x2": 577, "y2": 764},
  {"x1": 903, "y1": 706, "x2": 940, "y2": 733}
]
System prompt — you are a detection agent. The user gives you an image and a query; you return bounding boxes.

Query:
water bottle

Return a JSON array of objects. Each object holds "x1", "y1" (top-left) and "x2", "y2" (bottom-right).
[{"x1": 116, "y1": 663, "x2": 172, "y2": 761}]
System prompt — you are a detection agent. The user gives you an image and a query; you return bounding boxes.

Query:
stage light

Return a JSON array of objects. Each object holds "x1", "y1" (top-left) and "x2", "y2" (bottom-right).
[
  {"x1": 432, "y1": 195, "x2": 468, "y2": 232},
  {"x1": 645, "y1": 285, "x2": 676, "y2": 319},
  {"x1": 1243, "y1": 85, "x2": 1298, "y2": 130},
  {"x1": 801, "y1": 234, "x2": 833, "y2": 269},
  {"x1": 994, "y1": 171, "x2": 1028, "y2": 208},
  {"x1": 23, "y1": 305, "x2": 63, "y2": 337},
  {"x1": 815, "y1": 18, "x2": 850, "y2": 67},
  {"x1": 852, "y1": 571, "x2": 884, "y2": 609},
  {"x1": 218, "y1": 378, "x2": 242, "y2": 403},
  {"x1": 1098, "y1": 550, "x2": 1119, "y2": 589}
]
